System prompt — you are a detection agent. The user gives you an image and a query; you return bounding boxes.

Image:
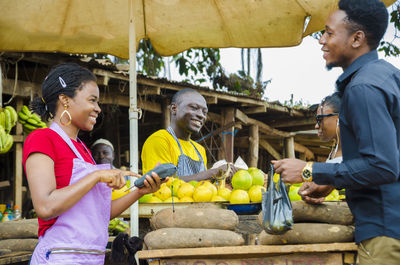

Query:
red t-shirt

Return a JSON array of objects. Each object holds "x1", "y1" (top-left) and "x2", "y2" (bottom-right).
[{"x1": 23, "y1": 128, "x2": 95, "y2": 237}]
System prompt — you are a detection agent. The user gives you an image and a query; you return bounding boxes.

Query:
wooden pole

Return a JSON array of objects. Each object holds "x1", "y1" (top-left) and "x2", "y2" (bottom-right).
[
  {"x1": 14, "y1": 98, "x2": 24, "y2": 211},
  {"x1": 284, "y1": 137, "x2": 295, "y2": 158},
  {"x1": 161, "y1": 97, "x2": 170, "y2": 129},
  {"x1": 222, "y1": 107, "x2": 235, "y2": 162},
  {"x1": 249, "y1": 125, "x2": 259, "y2": 167}
]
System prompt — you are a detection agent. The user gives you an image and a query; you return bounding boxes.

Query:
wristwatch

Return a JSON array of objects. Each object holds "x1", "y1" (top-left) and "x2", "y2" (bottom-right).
[{"x1": 301, "y1": 162, "x2": 314, "y2": 182}]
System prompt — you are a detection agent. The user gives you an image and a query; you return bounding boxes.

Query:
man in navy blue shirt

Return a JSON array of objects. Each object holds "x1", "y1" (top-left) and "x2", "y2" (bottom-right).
[{"x1": 272, "y1": 0, "x2": 400, "y2": 264}]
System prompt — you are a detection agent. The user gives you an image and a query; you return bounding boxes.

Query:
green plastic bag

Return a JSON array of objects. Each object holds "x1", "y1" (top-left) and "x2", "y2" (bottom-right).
[{"x1": 262, "y1": 164, "x2": 294, "y2": 234}]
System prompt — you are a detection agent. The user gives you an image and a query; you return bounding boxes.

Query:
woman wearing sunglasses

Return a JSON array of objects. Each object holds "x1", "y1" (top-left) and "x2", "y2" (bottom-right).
[
  {"x1": 315, "y1": 92, "x2": 342, "y2": 162},
  {"x1": 298, "y1": 92, "x2": 342, "y2": 204}
]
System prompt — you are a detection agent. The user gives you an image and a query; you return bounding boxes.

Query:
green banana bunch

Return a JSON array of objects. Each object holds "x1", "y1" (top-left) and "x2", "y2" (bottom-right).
[
  {"x1": 108, "y1": 218, "x2": 129, "y2": 235},
  {"x1": 0, "y1": 125, "x2": 14, "y2": 154},
  {"x1": 17, "y1": 105, "x2": 47, "y2": 135},
  {"x1": 0, "y1": 105, "x2": 17, "y2": 154},
  {"x1": 0, "y1": 105, "x2": 18, "y2": 134}
]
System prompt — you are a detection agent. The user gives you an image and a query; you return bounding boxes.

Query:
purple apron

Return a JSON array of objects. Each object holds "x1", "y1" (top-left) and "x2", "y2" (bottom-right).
[{"x1": 30, "y1": 122, "x2": 111, "y2": 265}]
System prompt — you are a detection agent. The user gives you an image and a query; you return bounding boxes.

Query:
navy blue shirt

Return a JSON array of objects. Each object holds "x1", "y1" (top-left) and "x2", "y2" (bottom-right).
[{"x1": 313, "y1": 50, "x2": 400, "y2": 243}]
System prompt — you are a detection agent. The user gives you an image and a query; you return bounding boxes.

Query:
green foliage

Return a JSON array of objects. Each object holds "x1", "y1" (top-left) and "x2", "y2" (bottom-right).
[
  {"x1": 172, "y1": 48, "x2": 222, "y2": 85},
  {"x1": 378, "y1": 41, "x2": 400, "y2": 57},
  {"x1": 379, "y1": 5, "x2": 400, "y2": 57},
  {"x1": 133, "y1": 41, "x2": 270, "y2": 97},
  {"x1": 213, "y1": 70, "x2": 271, "y2": 98},
  {"x1": 282, "y1": 94, "x2": 310, "y2": 108},
  {"x1": 136, "y1": 40, "x2": 164, "y2": 76}
]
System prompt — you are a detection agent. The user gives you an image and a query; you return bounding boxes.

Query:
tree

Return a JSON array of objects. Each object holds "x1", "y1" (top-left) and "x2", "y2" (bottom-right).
[{"x1": 379, "y1": 3, "x2": 400, "y2": 57}]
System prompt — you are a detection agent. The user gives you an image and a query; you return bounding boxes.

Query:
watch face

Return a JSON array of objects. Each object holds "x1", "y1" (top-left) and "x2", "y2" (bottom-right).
[{"x1": 303, "y1": 169, "x2": 311, "y2": 179}]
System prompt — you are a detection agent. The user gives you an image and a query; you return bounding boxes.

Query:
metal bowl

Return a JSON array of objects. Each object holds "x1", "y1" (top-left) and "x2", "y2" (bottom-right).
[{"x1": 224, "y1": 202, "x2": 262, "y2": 215}]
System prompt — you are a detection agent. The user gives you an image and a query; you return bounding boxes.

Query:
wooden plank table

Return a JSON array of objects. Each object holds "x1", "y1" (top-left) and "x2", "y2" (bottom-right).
[{"x1": 138, "y1": 243, "x2": 358, "y2": 265}]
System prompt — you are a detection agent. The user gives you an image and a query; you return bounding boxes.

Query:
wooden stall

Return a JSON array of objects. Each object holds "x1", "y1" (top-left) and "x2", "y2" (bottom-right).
[
  {"x1": 0, "y1": 52, "x2": 334, "y2": 215},
  {"x1": 0, "y1": 52, "x2": 350, "y2": 264},
  {"x1": 138, "y1": 243, "x2": 358, "y2": 265}
]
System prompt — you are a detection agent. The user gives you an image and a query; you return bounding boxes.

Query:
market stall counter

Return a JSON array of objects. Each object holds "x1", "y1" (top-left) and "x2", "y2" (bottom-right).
[
  {"x1": 135, "y1": 201, "x2": 356, "y2": 265},
  {"x1": 138, "y1": 243, "x2": 358, "y2": 265}
]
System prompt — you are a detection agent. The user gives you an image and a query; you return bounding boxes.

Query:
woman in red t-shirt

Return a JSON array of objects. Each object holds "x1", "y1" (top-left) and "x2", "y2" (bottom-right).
[{"x1": 24, "y1": 63, "x2": 164, "y2": 265}]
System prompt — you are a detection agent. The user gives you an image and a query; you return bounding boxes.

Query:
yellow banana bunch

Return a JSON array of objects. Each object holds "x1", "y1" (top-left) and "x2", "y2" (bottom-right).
[
  {"x1": 17, "y1": 105, "x2": 47, "y2": 135},
  {"x1": 0, "y1": 106, "x2": 18, "y2": 134}
]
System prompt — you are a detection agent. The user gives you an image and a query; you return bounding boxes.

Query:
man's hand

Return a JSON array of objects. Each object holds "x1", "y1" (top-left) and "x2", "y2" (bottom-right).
[
  {"x1": 298, "y1": 182, "x2": 334, "y2": 204},
  {"x1": 215, "y1": 163, "x2": 238, "y2": 184},
  {"x1": 271, "y1": 158, "x2": 306, "y2": 184}
]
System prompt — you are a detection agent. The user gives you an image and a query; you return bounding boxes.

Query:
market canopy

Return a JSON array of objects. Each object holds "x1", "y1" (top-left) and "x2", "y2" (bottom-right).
[{"x1": 0, "y1": 0, "x2": 395, "y2": 58}]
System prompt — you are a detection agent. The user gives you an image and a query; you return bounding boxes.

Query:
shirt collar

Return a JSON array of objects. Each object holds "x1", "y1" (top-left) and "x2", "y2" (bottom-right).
[{"x1": 336, "y1": 50, "x2": 378, "y2": 94}]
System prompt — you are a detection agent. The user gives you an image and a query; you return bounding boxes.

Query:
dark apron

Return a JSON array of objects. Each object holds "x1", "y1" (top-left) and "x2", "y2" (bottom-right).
[{"x1": 167, "y1": 127, "x2": 206, "y2": 177}]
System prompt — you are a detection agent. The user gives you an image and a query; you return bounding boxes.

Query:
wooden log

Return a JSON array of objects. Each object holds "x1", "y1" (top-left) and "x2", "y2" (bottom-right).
[
  {"x1": 259, "y1": 223, "x2": 354, "y2": 245},
  {"x1": 294, "y1": 142, "x2": 314, "y2": 160},
  {"x1": 0, "y1": 219, "x2": 38, "y2": 239},
  {"x1": 284, "y1": 137, "x2": 295, "y2": 158},
  {"x1": 259, "y1": 139, "x2": 282, "y2": 160},
  {"x1": 14, "y1": 98, "x2": 24, "y2": 210},
  {"x1": 257, "y1": 201, "x2": 354, "y2": 226},
  {"x1": 248, "y1": 125, "x2": 259, "y2": 167},
  {"x1": 144, "y1": 228, "x2": 244, "y2": 249},
  {"x1": 161, "y1": 97, "x2": 170, "y2": 129},
  {"x1": 222, "y1": 107, "x2": 235, "y2": 162},
  {"x1": 0, "y1": 239, "x2": 38, "y2": 251},
  {"x1": 0, "y1": 249, "x2": 12, "y2": 256},
  {"x1": 150, "y1": 207, "x2": 239, "y2": 230}
]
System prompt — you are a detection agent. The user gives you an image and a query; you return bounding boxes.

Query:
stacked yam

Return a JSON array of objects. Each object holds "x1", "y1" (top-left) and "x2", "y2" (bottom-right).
[
  {"x1": 257, "y1": 201, "x2": 355, "y2": 245},
  {"x1": 0, "y1": 219, "x2": 38, "y2": 253},
  {"x1": 145, "y1": 205, "x2": 244, "y2": 249}
]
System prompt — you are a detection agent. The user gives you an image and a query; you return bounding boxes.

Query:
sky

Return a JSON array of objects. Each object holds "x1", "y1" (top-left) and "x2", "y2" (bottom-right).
[{"x1": 219, "y1": 22, "x2": 400, "y2": 106}]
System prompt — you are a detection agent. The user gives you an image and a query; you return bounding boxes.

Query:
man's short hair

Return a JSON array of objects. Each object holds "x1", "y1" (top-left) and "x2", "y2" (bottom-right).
[
  {"x1": 171, "y1": 88, "x2": 201, "y2": 105},
  {"x1": 339, "y1": 0, "x2": 388, "y2": 50}
]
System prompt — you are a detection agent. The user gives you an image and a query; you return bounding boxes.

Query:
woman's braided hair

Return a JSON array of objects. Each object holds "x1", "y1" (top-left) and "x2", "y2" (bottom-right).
[{"x1": 31, "y1": 63, "x2": 96, "y2": 121}]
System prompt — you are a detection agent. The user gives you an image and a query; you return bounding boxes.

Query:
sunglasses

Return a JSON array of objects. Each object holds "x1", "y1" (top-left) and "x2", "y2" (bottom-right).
[{"x1": 315, "y1": 113, "x2": 338, "y2": 126}]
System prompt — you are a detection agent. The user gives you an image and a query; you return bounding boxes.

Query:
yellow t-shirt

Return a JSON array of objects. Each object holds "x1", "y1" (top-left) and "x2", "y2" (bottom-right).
[{"x1": 141, "y1": 129, "x2": 207, "y2": 174}]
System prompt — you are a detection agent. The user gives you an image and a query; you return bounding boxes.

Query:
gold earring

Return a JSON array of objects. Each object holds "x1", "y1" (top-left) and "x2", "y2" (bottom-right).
[{"x1": 60, "y1": 104, "x2": 72, "y2": 126}]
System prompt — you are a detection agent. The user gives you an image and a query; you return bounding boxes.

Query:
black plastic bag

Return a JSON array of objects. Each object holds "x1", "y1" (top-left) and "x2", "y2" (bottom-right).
[{"x1": 262, "y1": 164, "x2": 294, "y2": 235}]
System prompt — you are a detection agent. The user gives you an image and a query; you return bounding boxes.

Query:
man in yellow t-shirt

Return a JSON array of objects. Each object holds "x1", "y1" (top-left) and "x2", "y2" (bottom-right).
[{"x1": 141, "y1": 89, "x2": 229, "y2": 182}]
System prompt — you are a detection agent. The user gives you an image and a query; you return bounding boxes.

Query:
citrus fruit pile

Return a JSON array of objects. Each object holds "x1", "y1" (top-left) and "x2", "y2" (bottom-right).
[
  {"x1": 272, "y1": 173, "x2": 343, "y2": 202},
  {"x1": 229, "y1": 167, "x2": 266, "y2": 204},
  {"x1": 135, "y1": 167, "x2": 267, "y2": 204}
]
